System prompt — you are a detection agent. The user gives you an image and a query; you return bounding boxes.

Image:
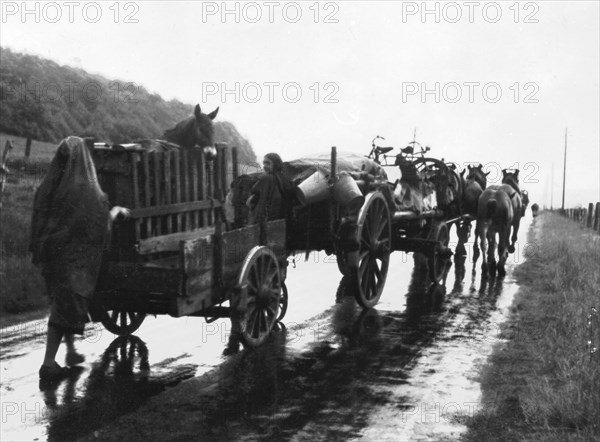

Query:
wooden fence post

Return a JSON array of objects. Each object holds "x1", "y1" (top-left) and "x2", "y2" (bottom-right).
[
  {"x1": 587, "y1": 203, "x2": 594, "y2": 228},
  {"x1": 0, "y1": 140, "x2": 14, "y2": 213},
  {"x1": 24, "y1": 136, "x2": 32, "y2": 159}
]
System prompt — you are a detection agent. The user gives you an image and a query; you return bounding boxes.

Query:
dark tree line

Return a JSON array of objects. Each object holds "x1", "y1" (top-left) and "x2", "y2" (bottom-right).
[{"x1": 0, "y1": 47, "x2": 256, "y2": 163}]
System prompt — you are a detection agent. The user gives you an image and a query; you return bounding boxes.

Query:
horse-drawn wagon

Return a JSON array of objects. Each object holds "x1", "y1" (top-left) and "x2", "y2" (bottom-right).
[
  {"x1": 90, "y1": 135, "x2": 469, "y2": 348},
  {"x1": 280, "y1": 138, "x2": 467, "y2": 310},
  {"x1": 91, "y1": 141, "x2": 287, "y2": 347}
]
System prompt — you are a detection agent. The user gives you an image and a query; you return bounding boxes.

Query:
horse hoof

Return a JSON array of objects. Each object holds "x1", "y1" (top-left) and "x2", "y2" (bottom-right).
[{"x1": 508, "y1": 245, "x2": 515, "y2": 254}]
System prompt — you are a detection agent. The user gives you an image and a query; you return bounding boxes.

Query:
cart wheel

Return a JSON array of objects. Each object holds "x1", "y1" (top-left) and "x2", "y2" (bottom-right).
[
  {"x1": 351, "y1": 192, "x2": 391, "y2": 308},
  {"x1": 428, "y1": 221, "x2": 451, "y2": 284},
  {"x1": 238, "y1": 246, "x2": 281, "y2": 347},
  {"x1": 101, "y1": 308, "x2": 146, "y2": 336},
  {"x1": 278, "y1": 281, "x2": 288, "y2": 322}
]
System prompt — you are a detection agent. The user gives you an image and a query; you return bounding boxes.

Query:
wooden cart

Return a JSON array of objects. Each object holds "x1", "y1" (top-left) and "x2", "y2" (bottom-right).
[
  {"x1": 286, "y1": 144, "x2": 468, "y2": 310},
  {"x1": 91, "y1": 141, "x2": 287, "y2": 347}
]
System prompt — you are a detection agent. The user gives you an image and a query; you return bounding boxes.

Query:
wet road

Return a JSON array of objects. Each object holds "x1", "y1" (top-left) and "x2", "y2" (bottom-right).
[{"x1": 0, "y1": 215, "x2": 532, "y2": 441}]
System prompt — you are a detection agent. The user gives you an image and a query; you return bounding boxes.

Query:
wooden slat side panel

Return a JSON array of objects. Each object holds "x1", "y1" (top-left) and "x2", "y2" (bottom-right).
[
  {"x1": 191, "y1": 150, "x2": 199, "y2": 229},
  {"x1": 131, "y1": 153, "x2": 141, "y2": 241},
  {"x1": 181, "y1": 150, "x2": 190, "y2": 231},
  {"x1": 174, "y1": 150, "x2": 182, "y2": 232},
  {"x1": 101, "y1": 262, "x2": 182, "y2": 295},
  {"x1": 142, "y1": 152, "x2": 151, "y2": 238},
  {"x1": 182, "y1": 232, "x2": 214, "y2": 273},
  {"x1": 219, "y1": 144, "x2": 228, "y2": 200},
  {"x1": 199, "y1": 151, "x2": 208, "y2": 226},
  {"x1": 214, "y1": 146, "x2": 222, "y2": 199},
  {"x1": 164, "y1": 151, "x2": 172, "y2": 234},
  {"x1": 231, "y1": 146, "x2": 239, "y2": 182},
  {"x1": 180, "y1": 233, "x2": 215, "y2": 311},
  {"x1": 139, "y1": 227, "x2": 214, "y2": 255},
  {"x1": 152, "y1": 152, "x2": 162, "y2": 235},
  {"x1": 221, "y1": 224, "x2": 260, "y2": 266}
]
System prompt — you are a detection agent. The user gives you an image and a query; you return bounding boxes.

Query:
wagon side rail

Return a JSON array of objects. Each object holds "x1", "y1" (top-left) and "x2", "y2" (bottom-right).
[{"x1": 92, "y1": 142, "x2": 236, "y2": 259}]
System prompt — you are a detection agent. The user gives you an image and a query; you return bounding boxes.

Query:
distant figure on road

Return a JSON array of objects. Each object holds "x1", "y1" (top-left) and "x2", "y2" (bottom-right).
[{"x1": 531, "y1": 203, "x2": 539, "y2": 217}]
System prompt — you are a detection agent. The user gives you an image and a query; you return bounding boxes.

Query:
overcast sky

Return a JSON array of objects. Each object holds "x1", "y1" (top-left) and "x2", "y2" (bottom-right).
[{"x1": 1, "y1": 1, "x2": 598, "y2": 207}]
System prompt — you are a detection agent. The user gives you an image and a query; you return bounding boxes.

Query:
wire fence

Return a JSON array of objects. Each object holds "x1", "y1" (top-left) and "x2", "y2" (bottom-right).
[{"x1": 556, "y1": 202, "x2": 600, "y2": 233}]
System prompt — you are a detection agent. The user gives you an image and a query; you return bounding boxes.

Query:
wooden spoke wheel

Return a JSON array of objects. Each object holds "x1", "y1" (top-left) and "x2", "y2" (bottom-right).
[
  {"x1": 101, "y1": 307, "x2": 146, "y2": 336},
  {"x1": 428, "y1": 221, "x2": 451, "y2": 284},
  {"x1": 412, "y1": 158, "x2": 449, "y2": 177},
  {"x1": 277, "y1": 281, "x2": 288, "y2": 322},
  {"x1": 351, "y1": 192, "x2": 391, "y2": 308},
  {"x1": 238, "y1": 246, "x2": 282, "y2": 347}
]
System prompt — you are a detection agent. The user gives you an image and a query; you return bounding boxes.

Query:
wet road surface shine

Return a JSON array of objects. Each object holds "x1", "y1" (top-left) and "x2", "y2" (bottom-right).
[{"x1": 0, "y1": 216, "x2": 531, "y2": 441}]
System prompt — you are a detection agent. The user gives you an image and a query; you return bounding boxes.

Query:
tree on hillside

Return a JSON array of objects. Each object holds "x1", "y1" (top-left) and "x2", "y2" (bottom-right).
[{"x1": 0, "y1": 47, "x2": 257, "y2": 163}]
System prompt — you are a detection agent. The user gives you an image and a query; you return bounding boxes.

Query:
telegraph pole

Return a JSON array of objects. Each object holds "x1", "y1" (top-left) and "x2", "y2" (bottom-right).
[
  {"x1": 561, "y1": 128, "x2": 567, "y2": 211},
  {"x1": 550, "y1": 162, "x2": 554, "y2": 210}
]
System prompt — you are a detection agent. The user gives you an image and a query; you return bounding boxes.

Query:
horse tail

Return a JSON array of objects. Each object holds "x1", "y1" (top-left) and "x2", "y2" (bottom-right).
[{"x1": 486, "y1": 199, "x2": 497, "y2": 218}]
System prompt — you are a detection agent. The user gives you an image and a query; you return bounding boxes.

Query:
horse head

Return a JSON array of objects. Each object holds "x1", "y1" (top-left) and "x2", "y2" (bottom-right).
[
  {"x1": 163, "y1": 104, "x2": 219, "y2": 149},
  {"x1": 501, "y1": 169, "x2": 520, "y2": 194},
  {"x1": 466, "y1": 164, "x2": 488, "y2": 190}
]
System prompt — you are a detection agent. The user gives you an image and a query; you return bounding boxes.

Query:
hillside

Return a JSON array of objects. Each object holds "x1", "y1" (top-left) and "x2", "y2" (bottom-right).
[{"x1": 0, "y1": 47, "x2": 256, "y2": 163}]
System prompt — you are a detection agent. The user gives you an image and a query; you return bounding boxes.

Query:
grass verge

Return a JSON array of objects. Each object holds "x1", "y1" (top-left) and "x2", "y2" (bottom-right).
[
  {"x1": 0, "y1": 133, "x2": 56, "y2": 315},
  {"x1": 463, "y1": 212, "x2": 600, "y2": 441}
]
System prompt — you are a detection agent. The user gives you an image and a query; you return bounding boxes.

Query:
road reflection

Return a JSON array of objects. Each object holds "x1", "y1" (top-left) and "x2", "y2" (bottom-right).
[
  {"x1": 9, "y1": 218, "x2": 533, "y2": 441},
  {"x1": 41, "y1": 335, "x2": 178, "y2": 441},
  {"x1": 189, "y1": 267, "x2": 452, "y2": 440}
]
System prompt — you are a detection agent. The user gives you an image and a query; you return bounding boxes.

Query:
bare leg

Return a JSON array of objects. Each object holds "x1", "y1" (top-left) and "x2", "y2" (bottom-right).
[
  {"x1": 65, "y1": 333, "x2": 76, "y2": 353},
  {"x1": 42, "y1": 324, "x2": 64, "y2": 367}
]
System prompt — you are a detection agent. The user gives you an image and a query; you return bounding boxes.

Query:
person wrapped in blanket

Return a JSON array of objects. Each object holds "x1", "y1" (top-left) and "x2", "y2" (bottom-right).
[
  {"x1": 246, "y1": 153, "x2": 296, "y2": 224},
  {"x1": 29, "y1": 136, "x2": 130, "y2": 382}
]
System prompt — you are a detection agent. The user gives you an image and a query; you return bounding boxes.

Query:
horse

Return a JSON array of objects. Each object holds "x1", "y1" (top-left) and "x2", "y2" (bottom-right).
[
  {"x1": 462, "y1": 164, "x2": 488, "y2": 216},
  {"x1": 473, "y1": 169, "x2": 523, "y2": 277},
  {"x1": 455, "y1": 164, "x2": 488, "y2": 258},
  {"x1": 135, "y1": 104, "x2": 219, "y2": 151}
]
